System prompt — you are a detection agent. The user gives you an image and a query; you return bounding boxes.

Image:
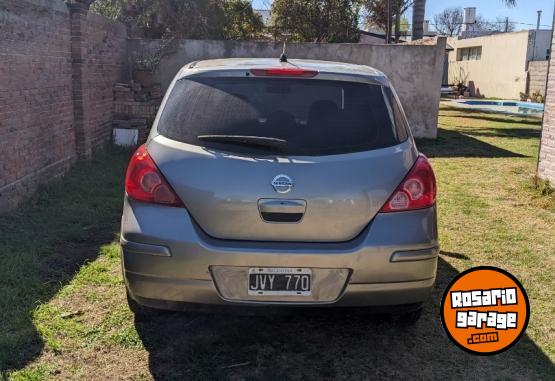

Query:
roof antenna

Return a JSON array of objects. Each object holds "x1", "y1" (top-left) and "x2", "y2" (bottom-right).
[{"x1": 279, "y1": 39, "x2": 288, "y2": 62}]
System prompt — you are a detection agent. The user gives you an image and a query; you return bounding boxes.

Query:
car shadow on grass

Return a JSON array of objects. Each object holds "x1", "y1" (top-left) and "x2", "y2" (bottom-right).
[
  {"x1": 416, "y1": 128, "x2": 527, "y2": 158},
  {"x1": 0, "y1": 149, "x2": 130, "y2": 374},
  {"x1": 134, "y1": 257, "x2": 555, "y2": 380}
]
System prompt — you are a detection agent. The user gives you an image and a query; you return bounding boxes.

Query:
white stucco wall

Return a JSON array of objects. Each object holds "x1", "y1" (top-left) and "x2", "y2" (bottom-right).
[
  {"x1": 528, "y1": 30, "x2": 552, "y2": 61},
  {"x1": 447, "y1": 31, "x2": 551, "y2": 99},
  {"x1": 128, "y1": 38, "x2": 447, "y2": 138}
]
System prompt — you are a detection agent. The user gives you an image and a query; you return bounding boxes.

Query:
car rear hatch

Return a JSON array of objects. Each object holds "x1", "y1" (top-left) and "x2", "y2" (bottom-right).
[{"x1": 147, "y1": 66, "x2": 417, "y2": 242}]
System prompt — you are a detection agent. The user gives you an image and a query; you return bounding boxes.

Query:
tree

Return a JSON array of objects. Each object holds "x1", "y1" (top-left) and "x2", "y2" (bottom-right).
[
  {"x1": 415, "y1": 0, "x2": 514, "y2": 40},
  {"x1": 153, "y1": 0, "x2": 227, "y2": 39},
  {"x1": 433, "y1": 7, "x2": 462, "y2": 37},
  {"x1": 493, "y1": 1, "x2": 517, "y2": 32},
  {"x1": 399, "y1": 16, "x2": 410, "y2": 31},
  {"x1": 89, "y1": 0, "x2": 124, "y2": 19},
  {"x1": 496, "y1": 17, "x2": 516, "y2": 32},
  {"x1": 91, "y1": 0, "x2": 263, "y2": 40},
  {"x1": 270, "y1": 0, "x2": 360, "y2": 43},
  {"x1": 222, "y1": 0, "x2": 265, "y2": 40},
  {"x1": 472, "y1": 15, "x2": 515, "y2": 33},
  {"x1": 361, "y1": 0, "x2": 412, "y2": 42},
  {"x1": 411, "y1": 0, "x2": 425, "y2": 40}
]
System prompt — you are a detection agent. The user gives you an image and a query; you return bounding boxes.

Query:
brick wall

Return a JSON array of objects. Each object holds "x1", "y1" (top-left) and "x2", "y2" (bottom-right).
[
  {"x1": 0, "y1": 0, "x2": 128, "y2": 212},
  {"x1": 79, "y1": 11, "x2": 128, "y2": 156},
  {"x1": 538, "y1": 35, "x2": 555, "y2": 183},
  {"x1": 0, "y1": 0, "x2": 75, "y2": 211},
  {"x1": 113, "y1": 81, "x2": 162, "y2": 143}
]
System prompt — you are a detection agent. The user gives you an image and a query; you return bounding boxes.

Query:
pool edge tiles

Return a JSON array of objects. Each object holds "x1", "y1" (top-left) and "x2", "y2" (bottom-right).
[{"x1": 444, "y1": 99, "x2": 544, "y2": 117}]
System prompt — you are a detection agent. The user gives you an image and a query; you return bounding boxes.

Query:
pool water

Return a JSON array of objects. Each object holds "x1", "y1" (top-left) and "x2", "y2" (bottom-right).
[{"x1": 449, "y1": 100, "x2": 544, "y2": 116}]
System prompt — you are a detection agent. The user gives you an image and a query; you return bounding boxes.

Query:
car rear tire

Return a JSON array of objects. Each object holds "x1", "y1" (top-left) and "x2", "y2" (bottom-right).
[
  {"x1": 393, "y1": 306, "x2": 422, "y2": 325},
  {"x1": 126, "y1": 290, "x2": 161, "y2": 319}
]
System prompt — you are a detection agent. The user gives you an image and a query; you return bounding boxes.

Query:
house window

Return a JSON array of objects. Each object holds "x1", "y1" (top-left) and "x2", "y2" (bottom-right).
[{"x1": 457, "y1": 46, "x2": 482, "y2": 61}]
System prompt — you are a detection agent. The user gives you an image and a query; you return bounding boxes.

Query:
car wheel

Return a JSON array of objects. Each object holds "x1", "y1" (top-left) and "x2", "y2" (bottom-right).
[
  {"x1": 126, "y1": 290, "x2": 159, "y2": 319},
  {"x1": 393, "y1": 307, "x2": 422, "y2": 325}
]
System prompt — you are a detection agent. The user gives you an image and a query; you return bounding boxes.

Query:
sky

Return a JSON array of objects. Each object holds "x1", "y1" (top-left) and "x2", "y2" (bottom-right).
[{"x1": 251, "y1": 0, "x2": 555, "y2": 31}]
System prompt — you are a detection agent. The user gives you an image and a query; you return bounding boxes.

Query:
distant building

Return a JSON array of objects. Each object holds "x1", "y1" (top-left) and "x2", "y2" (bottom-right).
[{"x1": 446, "y1": 30, "x2": 552, "y2": 99}]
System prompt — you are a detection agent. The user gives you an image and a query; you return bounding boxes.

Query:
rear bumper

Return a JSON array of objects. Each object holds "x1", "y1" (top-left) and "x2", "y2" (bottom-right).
[
  {"x1": 126, "y1": 272, "x2": 436, "y2": 308},
  {"x1": 121, "y1": 198, "x2": 438, "y2": 307}
]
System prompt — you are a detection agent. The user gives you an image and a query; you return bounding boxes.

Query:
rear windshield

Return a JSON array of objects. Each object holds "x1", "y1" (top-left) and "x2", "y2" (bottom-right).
[{"x1": 157, "y1": 77, "x2": 406, "y2": 156}]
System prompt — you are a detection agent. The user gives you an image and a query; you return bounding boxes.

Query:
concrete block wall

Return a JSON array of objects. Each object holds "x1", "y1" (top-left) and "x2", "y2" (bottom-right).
[
  {"x1": 0, "y1": 0, "x2": 128, "y2": 212},
  {"x1": 128, "y1": 38, "x2": 446, "y2": 139},
  {"x1": 527, "y1": 60, "x2": 549, "y2": 96}
]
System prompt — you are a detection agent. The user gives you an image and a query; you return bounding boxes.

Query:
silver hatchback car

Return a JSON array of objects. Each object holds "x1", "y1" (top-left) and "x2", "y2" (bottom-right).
[{"x1": 121, "y1": 58, "x2": 438, "y2": 317}]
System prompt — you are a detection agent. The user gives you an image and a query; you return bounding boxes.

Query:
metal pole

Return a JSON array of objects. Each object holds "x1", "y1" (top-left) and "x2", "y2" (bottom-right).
[
  {"x1": 386, "y1": 0, "x2": 391, "y2": 44},
  {"x1": 537, "y1": 10, "x2": 542, "y2": 30}
]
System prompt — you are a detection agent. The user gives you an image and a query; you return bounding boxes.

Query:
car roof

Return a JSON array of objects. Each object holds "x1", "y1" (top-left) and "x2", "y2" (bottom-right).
[{"x1": 184, "y1": 58, "x2": 386, "y2": 79}]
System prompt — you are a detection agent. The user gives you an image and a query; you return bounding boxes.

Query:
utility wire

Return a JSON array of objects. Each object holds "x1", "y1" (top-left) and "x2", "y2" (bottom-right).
[{"x1": 403, "y1": 20, "x2": 552, "y2": 28}]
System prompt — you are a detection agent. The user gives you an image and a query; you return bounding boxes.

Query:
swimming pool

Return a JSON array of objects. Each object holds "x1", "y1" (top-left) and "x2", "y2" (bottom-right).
[{"x1": 447, "y1": 99, "x2": 544, "y2": 116}]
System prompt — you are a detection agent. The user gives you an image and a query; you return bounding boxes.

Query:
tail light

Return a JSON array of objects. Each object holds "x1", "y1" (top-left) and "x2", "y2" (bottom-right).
[
  {"x1": 250, "y1": 68, "x2": 318, "y2": 77},
  {"x1": 125, "y1": 144, "x2": 183, "y2": 207},
  {"x1": 380, "y1": 154, "x2": 436, "y2": 213}
]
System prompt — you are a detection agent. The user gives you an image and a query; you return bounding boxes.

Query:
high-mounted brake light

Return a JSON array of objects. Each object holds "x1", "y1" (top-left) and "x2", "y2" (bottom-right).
[
  {"x1": 380, "y1": 154, "x2": 436, "y2": 213},
  {"x1": 125, "y1": 144, "x2": 183, "y2": 207},
  {"x1": 250, "y1": 68, "x2": 318, "y2": 77}
]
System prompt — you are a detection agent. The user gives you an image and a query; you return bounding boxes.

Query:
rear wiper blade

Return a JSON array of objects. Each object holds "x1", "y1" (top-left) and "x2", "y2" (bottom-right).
[{"x1": 197, "y1": 135, "x2": 288, "y2": 150}]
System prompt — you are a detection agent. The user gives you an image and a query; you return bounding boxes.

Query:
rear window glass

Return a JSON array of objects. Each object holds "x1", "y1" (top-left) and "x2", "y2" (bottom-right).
[{"x1": 157, "y1": 77, "x2": 404, "y2": 156}]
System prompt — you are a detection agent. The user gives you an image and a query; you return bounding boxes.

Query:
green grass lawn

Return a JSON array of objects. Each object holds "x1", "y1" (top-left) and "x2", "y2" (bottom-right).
[{"x1": 1, "y1": 106, "x2": 554, "y2": 380}]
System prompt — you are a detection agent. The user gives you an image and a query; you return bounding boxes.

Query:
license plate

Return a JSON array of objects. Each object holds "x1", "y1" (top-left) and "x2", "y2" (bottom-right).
[{"x1": 248, "y1": 268, "x2": 311, "y2": 296}]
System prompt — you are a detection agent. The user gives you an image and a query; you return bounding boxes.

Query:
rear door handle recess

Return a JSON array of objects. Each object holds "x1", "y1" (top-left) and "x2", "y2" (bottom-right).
[
  {"x1": 258, "y1": 199, "x2": 306, "y2": 223},
  {"x1": 258, "y1": 199, "x2": 306, "y2": 213}
]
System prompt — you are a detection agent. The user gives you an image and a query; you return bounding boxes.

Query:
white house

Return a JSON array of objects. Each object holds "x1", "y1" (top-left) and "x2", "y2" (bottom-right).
[{"x1": 446, "y1": 29, "x2": 552, "y2": 99}]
